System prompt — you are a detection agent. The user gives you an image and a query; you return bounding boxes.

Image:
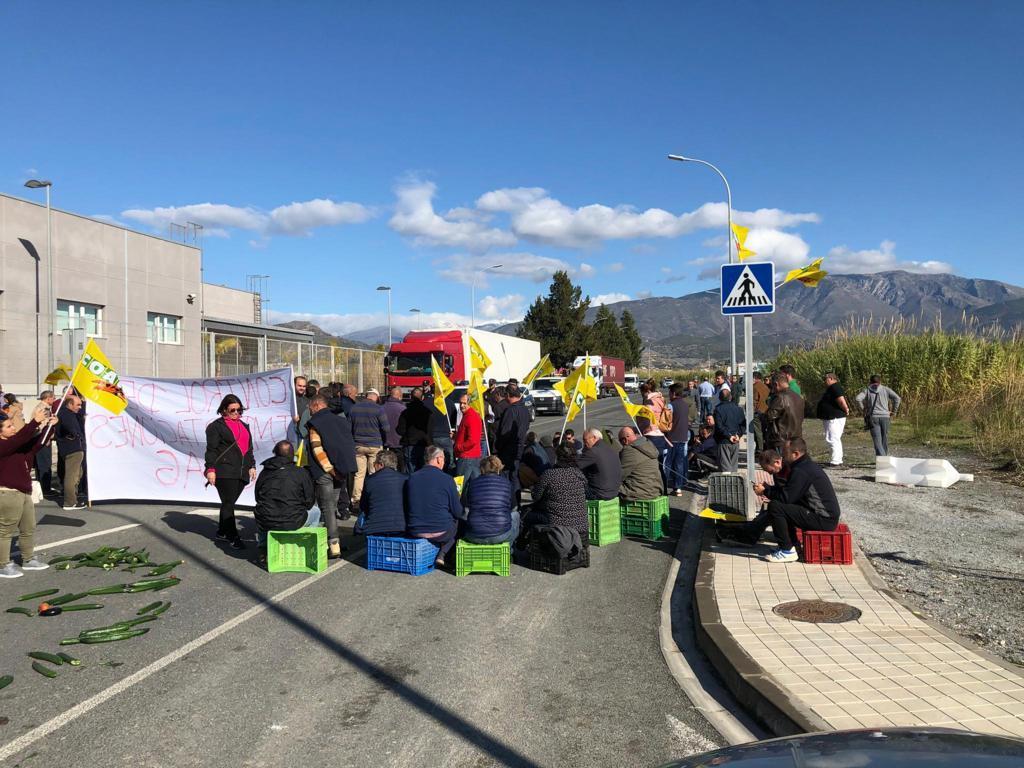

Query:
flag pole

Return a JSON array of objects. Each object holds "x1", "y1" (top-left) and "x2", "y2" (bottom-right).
[{"x1": 583, "y1": 352, "x2": 589, "y2": 433}]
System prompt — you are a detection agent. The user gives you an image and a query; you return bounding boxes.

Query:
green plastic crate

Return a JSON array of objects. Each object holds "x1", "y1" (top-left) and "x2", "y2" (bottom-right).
[
  {"x1": 587, "y1": 498, "x2": 622, "y2": 546},
  {"x1": 620, "y1": 496, "x2": 670, "y2": 531},
  {"x1": 267, "y1": 527, "x2": 328, "y2": 574},
  {"x1": 455, "y1": 540, "x2": 511, "y2": 577},
  {"x1": 620, "y1": 513, "x2": 665, "y2": 541}
]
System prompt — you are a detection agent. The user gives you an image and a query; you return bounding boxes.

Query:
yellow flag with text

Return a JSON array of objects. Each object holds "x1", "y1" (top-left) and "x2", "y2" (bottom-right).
[
  {"x1": 522, "y1": 353, "x2": 554, "y2": 385},
  {"x1": 556, "y1": 357, "x2": 598, "y2": 422},
  {"x1": 614, "y1": 384, "x2": 656, "y2": 424},
  {"x1": 731, "y1": 222, "x2": 757, "y2": 261},
  {"x1": 782, "y1": 257, "x2": 828, "y2": 287},
  {"x1": 468, "y1": 335, "x2": 492, "y2": 372},
  {"x1": 468, "y1": 369, "x2": 488, "y2": 422},
  {"x1": 430, "y1": 355, "x2": 455, "y2": 416},
  {"x1": 70, "y1": 339, "x2": 128, "y2": 415}
]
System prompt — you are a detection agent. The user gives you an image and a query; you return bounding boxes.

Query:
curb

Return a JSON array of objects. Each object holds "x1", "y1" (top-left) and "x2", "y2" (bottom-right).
[
  {"x1": 658, "y1": 494, "x2": 760, "y2": 746},
  {"x1": 692, "y1": 524, "x2": 829, "y2": 736}
]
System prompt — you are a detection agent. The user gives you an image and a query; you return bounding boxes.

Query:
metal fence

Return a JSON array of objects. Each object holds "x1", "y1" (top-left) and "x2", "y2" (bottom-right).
[{"x1": 201, "y1": 332, "x2": 385, "y2": 391}]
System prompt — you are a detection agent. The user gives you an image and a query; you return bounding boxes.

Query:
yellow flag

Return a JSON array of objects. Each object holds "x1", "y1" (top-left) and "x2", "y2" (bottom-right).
[
  {"x1": 731, "y1": 222, "x2": 757, "y2": 261},
  {"x1": 294, "y1": 440, "x2": 308, "y2": 468},
  {"x1": 44, "y1": 365, "x2": 72, "y2": 386},
  {"x1": 454, "y1": 475, "x2": 465, "y2": 494},
  {"x1": 782, "y1": 258, "x2": 828, "y2": 287},
  {"x1": 430, "y1": 355, "x2": 455, "y2": 416},
  {"x1": 522, "y1": 353, "x2": 554, "y2": 385},
  {"x1": 556, "y1": 357, "x2": 598, "y2": 421},
  {"x1": 70, "y1": 339, "x2": 128, "y2": 415},
  {"x1": 468, "y1": 335, "x2": 492, "y2": 372},
  {"x1": 553, "y1": 358, "x2": 586, "y2": 406},
  {"x1": 614, "y1": 384, "x2": 657, "y2": 424},
  {"x1": 468, "y1": 369, "x2": 488, "y2": 422},
  {"x1": 700, "y1": 507, "x2": 747, "y2": 523}
]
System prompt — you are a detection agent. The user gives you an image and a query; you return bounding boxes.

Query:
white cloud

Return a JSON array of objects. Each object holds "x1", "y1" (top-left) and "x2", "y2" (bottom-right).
[
  {"x1": 389, "y1": 180, "x2": 516, "y2": 251},
  {"x1": 437, "y1": 253, "x2": 592, "y2": 286},
  {"x1": 635, "y1": 290, "x2": 653, "y2": 299},
  {"x1": 477, "y1": 293, "x2": 526, "y2": 322},
  {"x1": 592, "y1": 292, "x2": 631, "y2": 306},
  {"x1": 121, "y1": 198, "x2": 374, "y2": 239},
  {"x1": 826, "y1": 240, "x2": 954, "y2": 275},
  {"x1": 660, "y1": 266, "x2": 672, "y2": 274},
  {"x1": 693, "y1": 228, "x2": 812, "y2": 279},
  {"x1": 271, "y1": 310, "x2": 474, "y2": 338},
  {"x1": 607, "y1": 262, "x2": 624, "y2": 272},
  {"x1": 475, "y1": 188, "x2": 820, "y2": 248}
]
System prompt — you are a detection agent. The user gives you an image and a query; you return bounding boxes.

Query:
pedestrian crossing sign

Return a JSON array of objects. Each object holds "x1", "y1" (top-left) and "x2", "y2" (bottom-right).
[{"x1": 721, "y1": 262, "x2": 775, "y2": 316}]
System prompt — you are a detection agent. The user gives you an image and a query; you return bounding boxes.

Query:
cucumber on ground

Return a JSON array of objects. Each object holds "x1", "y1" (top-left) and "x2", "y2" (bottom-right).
[
  {"x1": 60, "y1": 604, "x2": 104, "y2": 611},
  {"x1": 86, "y1": 584, "x2": 130, "y2": 596},
  {"x1": 78, "y1": 628, "x2": 149, "y2": 644},
  {"x1": 31, "y1": 661, "x2": 58, "y2": 678},
  {"x1": 6, "y1": 607, "x2": 33, "y2": 616},
  {"x1": 17, "y1": 588, "x2": 59, "y2": 602},
  {"x1": 0, "y1": 675, "x2": 12, "y2": 689},
  {"x1": 27, "y1": 651, "x2": 63, "y2": 665},
  {"x1": 56, "y1": 653, "x2": 82, "y2": 666},
  {"x1": 150, "y1": 602, "x2": 171, "y2": 616},
  {"x1": 137, "y1": 601, "x2": 162, "y2": 615},
  {"x1": 49, "y1": 592, "x2": 90, "y2": 606}
]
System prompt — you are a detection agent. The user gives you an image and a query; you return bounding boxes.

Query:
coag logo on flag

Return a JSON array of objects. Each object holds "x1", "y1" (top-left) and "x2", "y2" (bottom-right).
[{"x1": 71, "y1": 339, "x2": 128, "y2": 415}]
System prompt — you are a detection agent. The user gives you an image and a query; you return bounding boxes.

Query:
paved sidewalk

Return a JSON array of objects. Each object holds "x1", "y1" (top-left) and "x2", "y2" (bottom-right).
[{"x1": 696, "y1": 533, "x2": 1024, "y2": 739}]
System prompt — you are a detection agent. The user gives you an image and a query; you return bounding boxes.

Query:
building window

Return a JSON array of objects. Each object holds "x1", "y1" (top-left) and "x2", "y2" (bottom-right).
[
  {"x1": 57, "y1": 300, "x2": 103, "y2": 336},
  {"x1": 147, "y1": 312, "x2": 182, "y2": 344}
]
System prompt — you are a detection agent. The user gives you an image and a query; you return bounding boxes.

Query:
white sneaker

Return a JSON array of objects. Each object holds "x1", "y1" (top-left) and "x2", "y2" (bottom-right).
[
  {"x1": 21, "y1": 557, "x2": 50, "y2": 571},
  {"x1": 0, "y1": 562, "x2": 24, "y2": 578},
  {"x1": 63, "y1": 503, "x2": 86, "y2": 511},
  {"x1": 763, "y1": 548, "x2": 798, "y2": 564}
]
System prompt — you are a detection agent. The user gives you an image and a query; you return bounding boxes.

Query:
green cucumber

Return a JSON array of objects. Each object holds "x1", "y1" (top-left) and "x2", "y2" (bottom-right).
[
  {"x1": 48, "y1": 555, "x2": 75, "y2": 564},
  {"x1": 27, "y1": 651, "x2": 63, "y2": 665},
  {"x1": 17, "y1": 588, "x2": 59, "y2": 602},
  {"x1": 59, "y1": 638, "x2": 81, "y2": 645},
  {"x1": 0, "y1": 674, "x2": 12, "y2": 689},
  {"x1": 144, "y1": 561, "x2": 183, "y2": 576},
  {"x1": 150, "y1": 601, "x2": 171, "y2": 616},
  {"x1": 112, "y1": 615, "x2": 158, "y2": 628},
  {"x1": 6, "y1": 607, "x2": 33, "y2": 616},
  {"x1": 78, "y1": 628, "x2": 148, "y2": 644},
  {"x1": 48, "y1": 592, "x2": 89, "y2": 606},
  {"x1": 137, "y1": 601, "x2": 162, "y2": 615},
  {"x1": 31, "y1": 661, "x2": 58, "y2": 678},
  {"x1": 60, "y1": 603, "x2": 104, "y2": 611},
  {"x1": 56, "y1": 653, "x2": 82, "y2": 666},
  {"x1": 86, "y1": 584, "x2": 129, "y2": 596}
]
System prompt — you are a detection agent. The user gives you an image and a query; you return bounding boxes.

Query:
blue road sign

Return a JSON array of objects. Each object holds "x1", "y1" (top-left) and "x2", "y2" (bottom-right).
[{"x1": 721, "y1": 262, "x2": 775, "y2": 315}]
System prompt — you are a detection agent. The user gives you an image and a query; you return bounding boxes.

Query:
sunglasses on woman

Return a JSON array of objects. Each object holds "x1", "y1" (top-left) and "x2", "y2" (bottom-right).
[{"x1": 226, "y1": 407, "x2": 242, "y2": 414}]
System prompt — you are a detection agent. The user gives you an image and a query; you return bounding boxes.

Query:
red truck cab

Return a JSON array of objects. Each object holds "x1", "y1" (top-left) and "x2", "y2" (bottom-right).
[{"x1": 385, "y1": 330, "x2": 465, "y2": 397}]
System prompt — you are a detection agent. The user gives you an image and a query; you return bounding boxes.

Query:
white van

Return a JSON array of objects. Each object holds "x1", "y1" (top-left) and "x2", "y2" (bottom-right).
[{"x1": 623, "y1": 374, "x2": 640, "y2": 392}]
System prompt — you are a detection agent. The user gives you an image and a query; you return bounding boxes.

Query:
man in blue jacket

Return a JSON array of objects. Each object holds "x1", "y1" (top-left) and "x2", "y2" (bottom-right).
[
  {"x1": 406, "y1": 445, "x2": 462, "y2": 566},
  {"x1": 713, "y1": 389, "x2": 746, "y2": 473},
  {"x1": 349, "y1": 389, "x2": 390, "y2": 509},
  {"x1": 358, "y1": 450, "x2": 408, "y2": 537}
]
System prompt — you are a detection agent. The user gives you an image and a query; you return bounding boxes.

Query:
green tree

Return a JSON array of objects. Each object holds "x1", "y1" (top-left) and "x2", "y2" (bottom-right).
[
  {"x1": 587, "y1": 304, "x2": 627, "y2": 360},
  {"x1": 619, "y1": 309, "x2": 644, "y2": 369},
  {"x1": 518, "y1": 271, "x2": 591, "y2": 368}
]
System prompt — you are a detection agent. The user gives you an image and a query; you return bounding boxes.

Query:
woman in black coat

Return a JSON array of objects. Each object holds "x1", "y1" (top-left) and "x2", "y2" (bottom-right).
[{"x1": 204, "y1": 394, "x2": 256, "y2": 548}]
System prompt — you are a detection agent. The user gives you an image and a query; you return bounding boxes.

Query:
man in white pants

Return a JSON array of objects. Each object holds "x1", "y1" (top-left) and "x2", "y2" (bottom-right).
[{"x1": 816, "y1": 373, "x2": 850, "y2": 467}]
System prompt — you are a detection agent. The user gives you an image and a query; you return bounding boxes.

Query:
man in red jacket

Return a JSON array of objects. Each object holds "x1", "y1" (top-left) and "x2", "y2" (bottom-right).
[{"x1": 453, "y1": 393, "x2": 483, "y2": 482}]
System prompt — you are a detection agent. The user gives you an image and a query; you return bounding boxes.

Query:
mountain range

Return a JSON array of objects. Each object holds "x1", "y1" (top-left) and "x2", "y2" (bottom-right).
[{"x1": 276, "y1": 271, "x2": 1024, "y2": 366}]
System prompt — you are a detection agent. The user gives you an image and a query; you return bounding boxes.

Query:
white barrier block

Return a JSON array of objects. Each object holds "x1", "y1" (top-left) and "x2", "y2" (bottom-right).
[{"x1": 875, "y1": 456, "x2": 974, "y2": 488}]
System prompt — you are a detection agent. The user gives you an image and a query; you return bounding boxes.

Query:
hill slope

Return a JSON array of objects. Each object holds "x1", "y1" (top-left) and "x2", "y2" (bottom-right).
[{"x1": 274, "y1": 321, "x2": 374, "y2": 350}]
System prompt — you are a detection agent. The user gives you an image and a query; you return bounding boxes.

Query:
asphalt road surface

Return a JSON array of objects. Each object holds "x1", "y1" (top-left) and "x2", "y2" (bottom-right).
[{"x1": 0, "y1": 396, "x2": 724, "y2": 767}]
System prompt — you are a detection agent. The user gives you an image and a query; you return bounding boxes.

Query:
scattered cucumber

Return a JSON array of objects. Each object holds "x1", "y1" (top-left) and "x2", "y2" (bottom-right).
[
  {"x1": 150, "y1": 601, "x2": 171, "y2": 616},
  {"x1": 86, "y1": 584, "x2": 129, "y2": 596},
  {"x1": 18, "y1": 588, "x2": 59, "y2": 602},
  {"x1": 56, "y1": 653, "x2": 82, "y2": 666},
  {"x1": 6, "y1": 607, "x2": 33, "y2": 616},
  {"x1": 49, "y1": 592, "x2": 89, "y2": 607},
  {"x1": 78, "y1": 628, "x2": 149, "y2": 644},
  {"x1": 31, "y1": 661, "x2": 58, "y2": 678},
  {"x1": 0, "y1": 674, "x2": 12, "y2": 690},
  {"x1": 27, "y1": 651, "x2": 64, "y2": 665},
  {"x1": 137, "y1": 601, "x2": 162, "y2": 615},
  {"x1": 60, "y1": 603, "x2": 104, "y2": 612}
]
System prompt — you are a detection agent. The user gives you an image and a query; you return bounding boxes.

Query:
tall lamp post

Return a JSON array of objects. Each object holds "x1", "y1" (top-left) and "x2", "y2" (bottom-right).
[
  {"x1": 25, "y1": 179, "x2": 53, "y2": 374},
  {"x1": 471, "y1": 263, "x2": 503, "y2": 328},
  {"x1": 409, "y1": 307, "x2": 421, "y2": 330},
  {"x1": 666, "y1": 155, "x2": 736, "y2": 376},
  {"x1": 376, "y1": 285, "x2": 392, "y2": 347}
]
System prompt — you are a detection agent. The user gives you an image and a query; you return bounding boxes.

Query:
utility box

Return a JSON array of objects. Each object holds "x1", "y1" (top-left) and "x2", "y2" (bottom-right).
[{"x1": 707, "y1": 472, "x2": 759, "y2": 521}]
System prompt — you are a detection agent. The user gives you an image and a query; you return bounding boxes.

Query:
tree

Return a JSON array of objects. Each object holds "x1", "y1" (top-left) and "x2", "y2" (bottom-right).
[
  {"x1": 587, "y1": 304, "x2": 627, "y2": 360},
  {"x1": 518, "y1": 271, "x2": 591, "y2": 368},
  {"x1": 619, "y1": 310, "x2": 644, "y2": 369}
]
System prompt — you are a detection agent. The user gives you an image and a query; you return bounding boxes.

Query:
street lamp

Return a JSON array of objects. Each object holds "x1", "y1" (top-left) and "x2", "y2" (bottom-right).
[
  {"x1": 409, "y1": 307, "x2": 421, "y2": 330},
  {"x1": 667, "y1": 155, "x2": 736, "y2": 376},
  {"x1": 376, "y1": 285, "x2": 392, "y2": 348},
  {"x1": 25, "y1": 179, "x2": 54, "y2": 374},
  {"x1": 471, "y1": 263, "x2": 503, "y2": 328}
]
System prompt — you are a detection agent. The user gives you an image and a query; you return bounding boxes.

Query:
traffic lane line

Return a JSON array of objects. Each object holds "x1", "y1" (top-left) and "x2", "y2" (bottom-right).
[
  {"x1": 0, "y1": 552, "x2": 360, "y2": 764},
  {"x1": 34, "y1": 523, "x2": 142, "y2": 551}
]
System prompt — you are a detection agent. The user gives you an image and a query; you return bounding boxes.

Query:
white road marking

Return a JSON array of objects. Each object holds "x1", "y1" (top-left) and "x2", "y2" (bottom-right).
[
  {"x1": 34, "y1": 524, "x2": 142, "y2": 551},
  {"x1": 0, "y1": 553, "x2": 361, "y2": 763},
  {"x1": 666, "y1": 713, "x2": 719, "y2": 756}
]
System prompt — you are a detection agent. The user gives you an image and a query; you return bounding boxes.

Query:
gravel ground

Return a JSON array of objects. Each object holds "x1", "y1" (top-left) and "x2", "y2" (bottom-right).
[{"x1": 801, "y1": 419, "x2": 1024, "y2": 668}]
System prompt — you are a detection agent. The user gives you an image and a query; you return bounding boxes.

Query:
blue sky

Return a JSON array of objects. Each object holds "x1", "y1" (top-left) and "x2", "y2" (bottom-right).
[{"x1": 4, "y1": 1, "x2": 1022, "y2": 337}]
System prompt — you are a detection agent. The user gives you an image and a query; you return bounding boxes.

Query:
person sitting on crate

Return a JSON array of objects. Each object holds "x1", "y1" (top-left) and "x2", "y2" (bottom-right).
[
  {"x1": 688, "y1": 425, "x2": 719, "y2": 479},
  {"x1": 577, "y1": 428, "x2": 621, "y2": 501},
  {"x1": 254, "y1": 441, "x2": 320, "y2": 567},
  {"x1": 617, "y1": 426, "x2": 665, "y2": 502},
  {"x1": 719, "y1": 438, "x2": 841, "y2": 564},
  {"x1": 521, "y1": 441, "x2": 589, "y2": 540},
  {"x1": 406, "y1": 445, "x2": 463, "y2": 567},
  {"x1": 460, "y1": 455, "x2": 519, "y2": 545},
  {"x1": 357, "y1": 449, "x2": 408, "y2": 538}
]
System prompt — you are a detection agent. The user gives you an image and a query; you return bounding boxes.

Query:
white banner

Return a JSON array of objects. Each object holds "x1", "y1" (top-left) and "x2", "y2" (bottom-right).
[{"x1": 85, "y1": 368, "x2": 295, "y2": 506}]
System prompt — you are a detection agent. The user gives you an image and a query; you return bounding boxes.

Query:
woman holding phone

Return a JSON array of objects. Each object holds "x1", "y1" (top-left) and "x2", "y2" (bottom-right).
[{"x1": 205, "y1": 395, "x2": 256, "y2": 549}]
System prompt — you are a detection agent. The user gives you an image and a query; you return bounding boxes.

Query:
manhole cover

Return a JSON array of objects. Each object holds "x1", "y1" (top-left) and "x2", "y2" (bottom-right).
[{"x1": 773, "y1": 600, "x2": 862, "y2": 623}]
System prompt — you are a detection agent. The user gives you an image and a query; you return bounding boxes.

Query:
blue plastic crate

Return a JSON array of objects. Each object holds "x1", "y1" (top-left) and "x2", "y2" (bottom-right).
[{"x1": 366, "y1": 536, "x2": 438, "y2": 576}]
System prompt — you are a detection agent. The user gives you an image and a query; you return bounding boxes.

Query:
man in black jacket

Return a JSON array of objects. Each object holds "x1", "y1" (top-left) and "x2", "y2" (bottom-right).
[
  {"x1": 577, "y1": 428, "x2": 621, "y2": 500},
  {"x1": 307, "y1": 395, "x2": 357, "y2": 558},
  {"x1": 57, "y1": 395, "x2": 86, "y2": 510},
  {"x1": 723, "y1": 438, "x2": 841, "y2": 564},
  {"x1": 496, "y1": 384, "x2": 530, "y2": 503},
  {"x1": 397, "y1": 387, "x2": 432, "y2": 474},
  {"x1": 713, "y1": 389, "x2": 746, "y2": 473},
  {"x1": 254, "y1": 441, "x2": 318, "y2": 557}
]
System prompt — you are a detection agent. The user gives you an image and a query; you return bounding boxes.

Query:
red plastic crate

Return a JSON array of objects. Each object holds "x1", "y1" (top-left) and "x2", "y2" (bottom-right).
[{"x1": 795, "y1": 523, "x2": 853, "y2": 565}]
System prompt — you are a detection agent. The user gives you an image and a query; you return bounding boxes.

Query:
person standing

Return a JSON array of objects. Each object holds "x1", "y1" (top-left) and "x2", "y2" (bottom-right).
[
  {"x1": 856, "y1": 375, "x2": 901, "y2": 457},
  {"x1": 713, "y1": 389, "x2": 746, "y2": 473},
  {"x1": 0, "y1": 403, "x2": 57, "y2": 578},
  {"x1": 665, "y1": 384, "x2": 691, "y2": 495},
  {"x1": 453, "y1": 392, "x2": 483, "y2": 482},
  {"x1": 349, "y1": 388, "x2": 389, "y2": 509},
  {"x1": 306, "y1": 394, "x2": 358, "y2": 558},
  {"x1": 428, "y1": 393, "x2": 457, "y2": 471},
  {"x1": 204, "y1": 395, "x2": 256, "y2": 549},
  {"x1": 56, "y1": 394, "x2": 87, "y2": 511},
  {"x1": 817, "y1": 373, "x2": 850, "y2": 467},
  {"x1": 752, "y1": 372, "x2": 770, "y2": 456},
  {"x1": 382, "y1": 386, "x2": 406, "y2": 454},
  {"x1": 779, "y1": 364, "x2": 802, "y2": 397},
  {"x1": 496, "y1": 384, "x2": 530, "y2": 504},
  {"x1": 397, "y1": 387, "x2": 432, "y2": 474},
  {"x1": 697, "y1": 377, "x2": 714, "y2": 423},
  {"x1": 34, "y1": 390, "x2": 56, "y2": 497},
  {"x1": 684, "y1": 379, "x2": 701, "y2": 428},
  {"x1": 712, "y1": 370, "x2": 731, "y2": 409},
  {"x1": 764, "y1": 373, "x2": 804, "y2": 453}
]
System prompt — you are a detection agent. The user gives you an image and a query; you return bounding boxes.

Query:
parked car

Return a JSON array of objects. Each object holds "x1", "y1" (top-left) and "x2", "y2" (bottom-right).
[
  {"x1": 495, "y1": 382, "x2": 536, "y2": 421},
  {"x1": 661, "y1": 377, "x2": 675, "y2": 388},
  {"x1": 529, "y1": 377, "x2": 565, "y2": 416},
  {"x1": 623, "y1": 374, "x2": 640, "y2": 393}
]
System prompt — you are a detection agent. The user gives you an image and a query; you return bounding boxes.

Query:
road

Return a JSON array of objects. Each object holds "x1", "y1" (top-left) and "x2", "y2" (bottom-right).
[{"x1": 0, "y1": 397, "x2": 724, "y2": 767}]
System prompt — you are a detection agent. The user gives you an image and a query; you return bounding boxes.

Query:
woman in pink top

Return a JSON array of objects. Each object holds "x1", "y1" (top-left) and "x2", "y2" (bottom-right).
[{"x1": 204, "y1": 395, "x2": 256, "y2": 549}]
